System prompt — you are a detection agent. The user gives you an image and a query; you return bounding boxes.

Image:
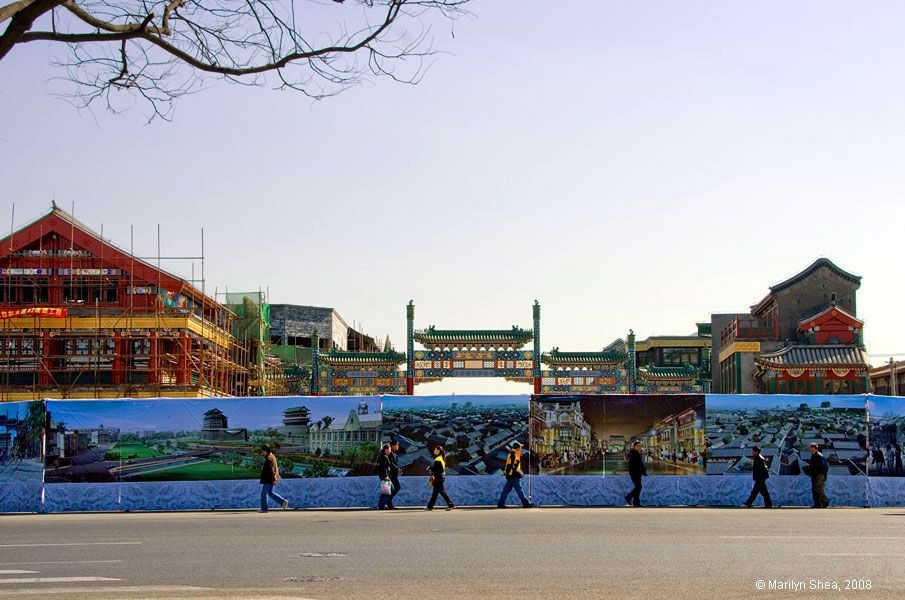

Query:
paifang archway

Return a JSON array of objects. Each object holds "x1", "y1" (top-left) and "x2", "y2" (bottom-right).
[
  {"x1": 310, "y1": 301, "x2": 708, "y2": 396},
  {"x1": 404, "y1": 301, "x2": 542, "y2": 395}
]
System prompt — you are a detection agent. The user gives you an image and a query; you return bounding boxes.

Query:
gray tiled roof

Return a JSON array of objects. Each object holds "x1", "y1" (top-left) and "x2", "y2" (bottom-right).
[{"x1": 755, "y1": 345, "x2": 869, "y2": 368}]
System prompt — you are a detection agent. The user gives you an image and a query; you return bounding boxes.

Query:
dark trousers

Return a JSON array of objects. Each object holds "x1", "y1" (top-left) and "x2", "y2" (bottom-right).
[
  {"x1": 625, "y1": 475, "x2": 642, "y2": 506},
  {"x1": 745, "y1": 480, "x2": 772, "y2": 508},
  {"x1": 497, "y1": 476, "x2": 530, "y2": 507},
  {"x1": 389, "y1": 475, "x2": 401, "y2": 504},
  {"x1": 811, "y1": 475, "x2": 829, "y2": 508},
  {"x1": 427, "y1": 478, "x2": 453, "y2": 509}
]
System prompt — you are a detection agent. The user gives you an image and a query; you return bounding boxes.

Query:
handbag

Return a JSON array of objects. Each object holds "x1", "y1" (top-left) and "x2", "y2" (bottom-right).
[
  {"x1": 379, "y1": 479, "x2": 393, "y2": 496},
  {"x1": 428, "y1": 476, "x2": 435, "y2": 487}
]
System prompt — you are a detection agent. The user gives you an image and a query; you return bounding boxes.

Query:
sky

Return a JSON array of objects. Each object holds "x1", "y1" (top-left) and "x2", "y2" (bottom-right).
[
  {"x1": 46, "y1": 397, "x2": 380, "y2": 432},
  {"x1": 3, "y1": 1, "x2": 905, "y2": 395},
  {"x1": 707, "y1": 394, "x2": 868, "y2": 411}
]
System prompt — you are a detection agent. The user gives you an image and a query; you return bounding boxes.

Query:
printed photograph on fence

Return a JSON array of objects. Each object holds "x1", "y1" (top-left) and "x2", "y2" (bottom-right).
[
  {"x1": 382, "y1": 394, "x2": 529, "y2": 476},
  {"x1": 0, "y1": 400, "x2": 44, "y2": 484},
  {"x1": 44, "y1": 397, "x2": 382, "y2": 483},
  {"x1": 868, "y1": 395, "x2": 904, "y2": 476},
  {"x1": 530, "y1": 394, "x2": 706, "y2": 475},
  {"x1": 706, "y1": 395, "x2": 868, "y2": 476}
]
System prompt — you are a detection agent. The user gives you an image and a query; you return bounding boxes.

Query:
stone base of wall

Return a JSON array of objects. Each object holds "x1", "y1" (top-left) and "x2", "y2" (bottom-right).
[{"x1": 3, "y1": 476, "x2": 903, "y2": 513}]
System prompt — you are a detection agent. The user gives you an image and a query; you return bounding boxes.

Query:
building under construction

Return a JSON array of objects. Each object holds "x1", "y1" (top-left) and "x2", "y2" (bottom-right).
[{"x1": 0, "y1": 206, "x2": 249, "y2": 400}]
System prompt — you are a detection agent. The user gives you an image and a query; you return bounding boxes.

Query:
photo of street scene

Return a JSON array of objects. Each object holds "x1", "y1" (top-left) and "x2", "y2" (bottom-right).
[
  {"x1": 0, "y1": 400, "x2": 44, "y2": 484},
  {"x1": 706, "y1": 395, "x2": 868, "y2": 476},
  {"x1": 382, "y1": 395, "x2": 529, "y2": 476},
  {"x1": 868, "y1": 396, "x2": 905, "y2": 476},
  {"x1": 44, "y1": 397, "x2": 382, "y2": 483},
  {"x1": 530, "y1": 395, "x2": 706, "y2": 475}
]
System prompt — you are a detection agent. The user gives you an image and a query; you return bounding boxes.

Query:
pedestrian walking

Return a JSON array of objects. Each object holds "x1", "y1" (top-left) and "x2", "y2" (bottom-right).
[
  {"x1": 426, "y1": 445, "x2": 455, "y2": 511},
  {"x1": 624, "y1": 441, "x2": 647, "y2": 507},
  {"x1": 804, "y1": 442, "x2": 829, "y2": 508},
  {"x1": 743, "y1": 446, "x2": 772, "y2": 508},
  {"x1": 388, "y1": 440, "x2": 402, "y2": 509},
  {"x1": 497, "y1": 442, "x2": 532, "y2": 508},
  {"x1": 895, "y1": 444, "x2": 903, "y2": 476},
  {"x1": 377, "y1": 444, "x2": 393, "y2": 510},
  {"x1": 259, "y1": 444, "x2": 288, "y2": 513}
]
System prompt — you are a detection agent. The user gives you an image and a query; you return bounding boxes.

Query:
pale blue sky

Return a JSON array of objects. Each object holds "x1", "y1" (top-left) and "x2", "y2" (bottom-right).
[{"x1": 2, "y1": 2, "x2": 904, "y2": 395}]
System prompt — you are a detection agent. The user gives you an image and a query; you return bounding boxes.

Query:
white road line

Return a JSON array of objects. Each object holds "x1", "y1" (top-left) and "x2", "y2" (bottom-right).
[
  {"x1": 0, "y1": 561, "x2": 123, "y2": 566},
  {"x1": 0, "y1": 585, "x2": 210, "y2": 596},
  {"x1": 720, "y1": 536, "x2": 905, "y2": 539},
  {"x1": 0, "y1": 571, "x2": 39, "y2": 575},
  {"x1": 0, "y1": 577, "x2": 122, "y2": 584},
  {"x1": 806, "y1": 553, "x2": 905, "y2": 557},
  {"x1": 0, "y1": 542, "x2": 142, "y2": 548}
]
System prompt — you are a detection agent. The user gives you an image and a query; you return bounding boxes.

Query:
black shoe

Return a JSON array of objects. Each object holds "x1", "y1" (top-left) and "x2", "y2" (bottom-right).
[{"x1": 523, "y1": 503, "x2": 535, "y2": 508}]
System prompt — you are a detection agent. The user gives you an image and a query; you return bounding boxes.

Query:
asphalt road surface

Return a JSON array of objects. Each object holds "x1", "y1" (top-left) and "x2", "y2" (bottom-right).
[{"x1": 2, "y1": 507, "x2": 905, "y2": 599}]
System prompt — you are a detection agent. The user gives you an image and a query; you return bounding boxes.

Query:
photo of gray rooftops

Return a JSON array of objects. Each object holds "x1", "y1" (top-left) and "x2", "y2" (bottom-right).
[
  {"x1": 382, "y1": 395, "x2": 529, "y2": 476},
  {"x1": 706, "y1": 395, "x2": 868, "y2": 476}
]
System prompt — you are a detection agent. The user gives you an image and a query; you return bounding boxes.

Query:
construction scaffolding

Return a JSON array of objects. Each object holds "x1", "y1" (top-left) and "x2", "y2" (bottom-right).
[{"x1": 0, "y1": 205, "x2": 250, "y2": 400}]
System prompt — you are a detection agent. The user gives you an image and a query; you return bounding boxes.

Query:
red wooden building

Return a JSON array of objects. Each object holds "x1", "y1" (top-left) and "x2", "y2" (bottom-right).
[{"x1": 0, "y1": 206, "x2": 248, "y2": 400}]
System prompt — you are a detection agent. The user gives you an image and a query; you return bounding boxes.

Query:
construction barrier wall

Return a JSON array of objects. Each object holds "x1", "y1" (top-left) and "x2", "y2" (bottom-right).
[{"x1": 1, "y1": 394, "x2": 904, "y2": 513}]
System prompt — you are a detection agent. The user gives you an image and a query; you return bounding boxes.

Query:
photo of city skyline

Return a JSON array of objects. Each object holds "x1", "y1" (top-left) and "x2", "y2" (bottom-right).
[
  {"x1": 706, "y1": 395, "x2": 868, "y2": 476},
  {"x1": 44, "y1": 397, "x2": 383, "y2": 483},
  {"x1": 530, "y1": 395, "x2": 706, "y2": 475},
  {"x1": 868, "y1": 396, "x2": 905, "y2": 476},
  {"x1": 382, "y1": 394, "x2": 529, "y2": 476}
]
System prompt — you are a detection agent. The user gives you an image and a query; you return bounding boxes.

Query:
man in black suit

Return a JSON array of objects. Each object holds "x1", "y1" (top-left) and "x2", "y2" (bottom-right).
[
  {"x1": 624, "y1": 441, "x2": 647, "y2": 507},
  {"x1": 804, "y1": 442, "x2": 830, "y2": 508},
  {"x1": 744, "y1": 446, "x2": 772, "y2": 508},
  {"x1": 388, "y1": 440, "x2": 401, "y2": 509}
]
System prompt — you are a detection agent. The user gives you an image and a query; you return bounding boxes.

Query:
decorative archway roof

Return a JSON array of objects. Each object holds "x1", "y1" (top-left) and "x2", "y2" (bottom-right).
[{"x1": 413, "y1": 325, "x2": 533, "y2": 349}]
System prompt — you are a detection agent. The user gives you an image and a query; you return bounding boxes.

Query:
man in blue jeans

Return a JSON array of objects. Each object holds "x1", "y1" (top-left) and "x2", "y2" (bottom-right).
[
  {"x1": 497, "y1": 442, "x2": 533, "y2": 508},
  {"x1": 259, "y1": 444, "x2": 289, "y2": 512}
]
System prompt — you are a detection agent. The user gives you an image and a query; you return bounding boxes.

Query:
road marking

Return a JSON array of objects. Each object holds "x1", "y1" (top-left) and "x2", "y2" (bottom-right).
[
  {"x1": 0, "y1": 577, "x2": 122, "y2": 584},
  {"x1": 720, "y1": 536, "x2": 905, "y2": 539},
  {"x1": 0, "y1": 542, "x2": 141, "y2": 548},
  {"x1": 0, "y1": 561, "x2": 123, "y2": 566},
  {"x1": 806, "y1": 553, "x2": 905, "y2": 557},
  {"x1": 0, "y1": 585, "x2": 210, "y2": 596},
  {"x1": 0, "y1": 571, "x2": 39, "y2": 574}
]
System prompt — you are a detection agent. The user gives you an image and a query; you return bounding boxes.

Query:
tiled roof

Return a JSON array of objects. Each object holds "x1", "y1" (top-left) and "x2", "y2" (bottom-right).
[
  {"x1": 755, "y1": 345, "x2": 870, "y2": 369},
  {"x1": 770, "y1": 258, "x2": 861, "y2": 293},
  {"x1": 414, "y1": 326, "x2": 533, "y2": 346},
  {"x1": 541, "y1": 348, "x2": 626, "y2": 366},
  {"x1": 637, "y1": 365, "x2": 700, "y2": 381},
  {"x1": 317, "y1": 351, "x2": 407, "y2": 365},
  {"x1": 797, "y1": 304, "x2": 862, "y2": 330}
]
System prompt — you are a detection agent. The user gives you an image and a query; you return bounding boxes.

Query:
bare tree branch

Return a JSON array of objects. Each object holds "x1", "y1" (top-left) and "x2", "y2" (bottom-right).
[{"x1": 2, "y1": 0, "x2": 472, "y2": 119}]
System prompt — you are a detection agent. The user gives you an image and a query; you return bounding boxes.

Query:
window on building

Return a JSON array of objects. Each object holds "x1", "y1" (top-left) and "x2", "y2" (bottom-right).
[{"x1": 662, "y1": 348, "x2": 701, "y2": 366}]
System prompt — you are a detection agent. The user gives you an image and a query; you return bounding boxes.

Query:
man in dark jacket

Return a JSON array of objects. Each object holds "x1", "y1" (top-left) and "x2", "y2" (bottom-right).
[
  {"x1": 804, "y1": 442, "x2": 830, "y2": 508},
  {"x1": 376, "y1": 444, "x2": 392, "y2": 510},
  {"x1": 624, "y1": 441, "x2": 647, "y2": 507},
  {"x1": 388, "y1": 440, "x2": 401, "y2": 509},
  {"x1": 744, "y1": 446, "x2": 772, "y2": 508}
]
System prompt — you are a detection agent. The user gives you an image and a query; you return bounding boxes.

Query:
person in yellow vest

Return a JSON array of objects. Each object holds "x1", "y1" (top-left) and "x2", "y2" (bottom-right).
[
  {"x1": 426, "y1": 445, "x2": 455, "y2": 511},
  {"x1": 497, "y1": 442, "x2": 533, "y2": 508}
]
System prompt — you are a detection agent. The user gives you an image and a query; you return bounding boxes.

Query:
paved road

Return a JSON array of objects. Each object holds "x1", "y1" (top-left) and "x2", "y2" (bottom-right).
[{"x1": 2, "y1": 507, "x2": 905, "y2": 599}]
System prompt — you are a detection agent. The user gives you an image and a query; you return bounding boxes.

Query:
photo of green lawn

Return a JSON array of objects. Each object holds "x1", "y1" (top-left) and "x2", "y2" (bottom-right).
[
  {"x1": 130, "y1": 461, "x2": 261, "y2": 482},
  {"x1": 104, "y1": 443, "x2": 164, "y2": 461}
]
